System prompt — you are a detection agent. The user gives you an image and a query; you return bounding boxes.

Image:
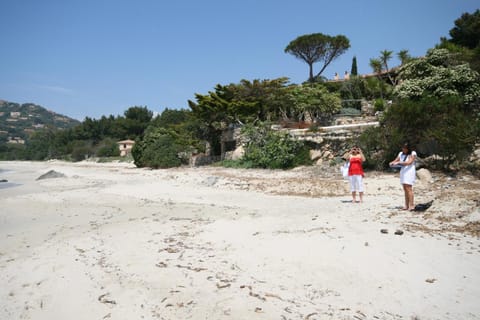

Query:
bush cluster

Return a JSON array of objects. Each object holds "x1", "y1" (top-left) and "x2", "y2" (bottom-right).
[
  {"x1": 240, "y1": 123, "x2": 312, "y2": 169},
  {"x1": 132, "y1": 128, "x2": 187, "y2": 169},
  {"x1": 360, "y1": 95, "x2": 479, "y2": 170}
]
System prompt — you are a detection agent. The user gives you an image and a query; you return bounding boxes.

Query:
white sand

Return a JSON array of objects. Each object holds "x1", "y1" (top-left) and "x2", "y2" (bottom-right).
[{"x1": 1, "y1": 160, "x2": 479, "y2": 320}]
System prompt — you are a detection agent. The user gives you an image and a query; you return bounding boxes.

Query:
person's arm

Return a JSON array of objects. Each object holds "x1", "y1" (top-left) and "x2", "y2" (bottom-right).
[
  {"x1": 401, "y1": 152, "x2": 416, "y2": 166},
  {"x1": 389, "y1": 154, "x2": 400, "y2": 166},
  {"x1": 358, "y1": 149, "x2": 366, "y2": 162}
]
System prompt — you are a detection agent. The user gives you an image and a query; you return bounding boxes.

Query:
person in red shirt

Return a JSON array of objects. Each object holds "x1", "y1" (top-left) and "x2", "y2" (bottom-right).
[{"x1": 347, "y1": 145, "x2": 366, "y2": 203}]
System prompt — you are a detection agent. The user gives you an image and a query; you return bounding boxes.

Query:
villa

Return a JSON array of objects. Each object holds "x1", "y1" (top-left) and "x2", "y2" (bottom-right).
[{"x1": 117, "y1": 139, "x2": 135, "y2": 157}]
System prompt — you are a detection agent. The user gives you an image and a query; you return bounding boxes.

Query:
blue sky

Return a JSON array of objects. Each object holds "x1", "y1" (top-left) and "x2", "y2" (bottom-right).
[{"x1": 0, "y1": 0, "x2": 478, "y2": 120}]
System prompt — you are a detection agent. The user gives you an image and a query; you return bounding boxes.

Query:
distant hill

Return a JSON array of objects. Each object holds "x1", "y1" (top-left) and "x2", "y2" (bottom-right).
[{"x1": 0, "y1": 100, "x2": 80, "y2": 144}]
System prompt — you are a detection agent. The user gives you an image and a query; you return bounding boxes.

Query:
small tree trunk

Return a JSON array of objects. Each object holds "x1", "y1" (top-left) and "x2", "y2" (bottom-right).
[{"x1": 308, "y1": 63, "x2": 314, "y2": 82}]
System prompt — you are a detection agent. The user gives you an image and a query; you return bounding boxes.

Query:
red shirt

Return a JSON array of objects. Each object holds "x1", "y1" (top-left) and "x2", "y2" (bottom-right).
[{"x1": 348, "y1": 156, "x2": 364, "y2": 176}]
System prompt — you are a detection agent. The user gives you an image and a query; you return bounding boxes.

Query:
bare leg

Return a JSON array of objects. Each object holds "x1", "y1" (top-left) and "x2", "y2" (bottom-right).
[
  {"x1": 359, "y1": 192, "x2": 364, "y2": 203},
  {"x1": 351, "y1": 191, "x2": 357, "y2": 203},
  {"x1": 405, "y1": 184, "x2": 414, "y2": 210},
  {"x1": 402, "y1": 184, "x2": 409, "y2": 209}
]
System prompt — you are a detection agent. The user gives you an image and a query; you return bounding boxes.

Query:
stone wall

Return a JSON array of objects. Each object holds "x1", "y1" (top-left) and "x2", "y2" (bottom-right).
[{"x1": 201, "y1": 119, "x2": 378, "y2": 167}]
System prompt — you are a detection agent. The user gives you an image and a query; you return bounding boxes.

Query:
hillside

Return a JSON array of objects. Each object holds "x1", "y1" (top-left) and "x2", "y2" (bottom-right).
[{"x1": 0, "y1": 100, "x2": 80, "y2": 144}]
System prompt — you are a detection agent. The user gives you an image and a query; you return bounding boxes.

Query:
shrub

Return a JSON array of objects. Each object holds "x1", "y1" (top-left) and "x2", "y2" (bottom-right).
[
  {"x1": 70, "y1": 140, "x2": 93, "y2": 162},
  {"x1": 360, "y1": 95, "x2": 479, "y2": 170},
  {"x1": 374, "y1": 98, "x2": 385, "y2": 112},
  {"x1": 132, "y1": 128, "x2": 188, "y2": 168},
  {"x1": 241, "y1": 123, "x2": 312, "y2": 169},
  {"x1": 96, "y1": 138, "x2": 120, "y2": 157}
]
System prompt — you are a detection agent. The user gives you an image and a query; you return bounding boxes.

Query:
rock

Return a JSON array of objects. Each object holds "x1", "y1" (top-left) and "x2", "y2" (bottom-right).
[
  {"x1": 310, "y1": 149, "x2": 322, "y2": 161},
  {"x1": 203, "y1": 176, "x2": 218, "y2": 187},
  {"x1": 36, "y1": 170, "x2": 66, "y2": 180},
  {"x1": 394, "y1": 230, "x2": 404, "y2": 235},
  {"x1": 231, "y1": 145, "x2": 245, "y2": 161},
  {"x1": 0, "y1": 179, "x2": 8, "y2": 183},
  {"x1": 416, "y1": 168, "x2": 432, "y2": 183},
  {"x1": 322, "y1": 150, "x2": 333, "y2": 159},
  {"x1": 380, "y1": 229, "x2": 388, "y2": 234},
  {"x1": 190, "y1": 153, "x2": 213, "y2": 166},
  {"x1": 473, "y1": 148, "x2": 480, "y2": 158}
]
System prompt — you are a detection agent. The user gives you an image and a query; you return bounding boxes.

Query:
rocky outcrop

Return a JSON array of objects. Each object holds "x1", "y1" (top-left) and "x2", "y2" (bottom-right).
[{"x1": 36, "y1": 170, "x2": 66, "y2": 180}]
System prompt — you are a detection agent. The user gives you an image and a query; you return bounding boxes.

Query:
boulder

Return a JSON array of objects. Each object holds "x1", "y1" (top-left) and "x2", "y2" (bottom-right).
[
  {"x1": 231, "y1": 145, "x2": 245, "y2": 161},
  {"x1": 36, "y1": 170, "x2": 66, "y2": 180},
  {"x1": 322, "y1": 150, "x2": 333, "y2": 159},
  {"x1": 416, "y1": 168, "x2": 433, "y2": 183},
  {"x1": 310, "y1": 149, "x2": 322, "y2": 161}
]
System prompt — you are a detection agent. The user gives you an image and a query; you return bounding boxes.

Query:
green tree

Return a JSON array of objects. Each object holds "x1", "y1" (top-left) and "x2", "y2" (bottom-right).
[
  {"x1": 151, "y1": 108, "x2": 190, "y2": 128},
  {"x1": 362, "y1": 96, "x2": 479, "y2": 170},
  {"x1": 188, "y1": 78, "x2": 291, "y2": 154},
  {"x1": 369, "y1": 58, "x2": 386, "y2": 98},
  {"x1": 70, "y1": 140, "x2": 94, "y2": 162},
  {"x1": 379, "y1": 50, "x2": 398, "y2": 85},
  {"x1": 363, "y1": 77, "x2": 393, "y2": 100},
  {"x1": 188, "y1": 85, "x2": 237, "y2": 155},
  {"x1": 285, "y1": 33, "x2": 350, "y2": 82},
  {"x1": 449, "y1": 9, "x2": 480, "y2": 50},
  {"x1": 132, "y1": 127, "x2": 187, "y2": 168},
  {"x1": 351, "y1": 56, "x2": 358, "y2": 76},
  {"x1": 369, "y1": 58, "x2": 382, "y2": 74},
  {"x1": 227, "y1": 78, "x2": 291, "y2": 121},
  {"x1": 285, "y1": 84, "x2": 341, "y2": 123},
  {"x1": 149, "y1": 108, "x2": 205, "y2": 154},
  {"x1": 362, "y1": 46, "x2": 480, "y2": 171},
  {"x1": 394, "y1": 48, "x2": 480, "y2": 105},
  {"x1": 397, "y1": 49, "x2": 412, "y2": 65},
  {"x1": 122, "y1": 106, "x2": 153, "y2": 139},
  {"x1": 439, "y1": 9, "x2": 480, "y2": 73},
  {"x1": 95, "y1": 138, "x2": 120, "y2": 157},
  {"x1": 339, "y1": 77, "x2": 366, "y2": 110}
]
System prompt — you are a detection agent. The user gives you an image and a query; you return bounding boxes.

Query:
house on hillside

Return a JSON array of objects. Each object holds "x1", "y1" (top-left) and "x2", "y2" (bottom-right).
[
  {"x1": 7, "y1": 137, "x2": 25, "y2": 144},
  {"x1": 117, "y1": 139, "x2": 135, "y2": 157}
]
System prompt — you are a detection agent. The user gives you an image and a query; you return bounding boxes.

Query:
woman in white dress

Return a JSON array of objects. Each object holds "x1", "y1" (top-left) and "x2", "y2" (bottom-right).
[{"x1": 389, "y1": 143, "x2": 417, "y2": 210}]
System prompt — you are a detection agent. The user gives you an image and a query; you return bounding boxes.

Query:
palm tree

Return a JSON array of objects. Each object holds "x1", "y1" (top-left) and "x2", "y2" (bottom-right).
[
  {"x1": 397, "y1": 50, "x2": 412, "y2": 65},
  {"x1": 369, "y1": 58, "x2": 383, "y2": 74},
  {"x1": 369, "y1": 58, "x2": 384, "y2": 98},
  {"x1": 380, "y1": 50, "x2": 393, "y2": 71},
  {"x1": 380, "y1": 50, "x2": 397, "y2": 85}
]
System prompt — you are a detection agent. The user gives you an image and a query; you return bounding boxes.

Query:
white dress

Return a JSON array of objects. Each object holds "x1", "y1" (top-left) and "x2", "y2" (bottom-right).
[{"x1": 399, "y1": 151, "x2": 417, "y2": 185}]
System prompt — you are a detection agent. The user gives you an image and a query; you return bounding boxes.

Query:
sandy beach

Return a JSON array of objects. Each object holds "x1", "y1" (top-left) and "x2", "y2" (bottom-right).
[{"x1": 1, "y1": 160, "x2": 479, "y2": 320}]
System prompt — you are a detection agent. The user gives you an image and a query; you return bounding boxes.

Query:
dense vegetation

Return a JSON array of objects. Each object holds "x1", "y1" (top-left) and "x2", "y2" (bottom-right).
[
  {"x1": 0, "y1": 101, "x2": 80, "y2": 160},
  {"x1": 361, "y1": 47, "x2": 480, "y2": 171},
  {"x1": 1, "y1": 10, "x2": 479, "y2": 172},
  {"x1": 0, "y1": 105, "x2": 153, "y2": 161}
]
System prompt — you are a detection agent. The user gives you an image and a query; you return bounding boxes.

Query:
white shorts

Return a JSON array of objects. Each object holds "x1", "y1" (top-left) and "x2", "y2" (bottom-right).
[{"x1": 349, "y1": 175, "x2": 364, "y2": 192}]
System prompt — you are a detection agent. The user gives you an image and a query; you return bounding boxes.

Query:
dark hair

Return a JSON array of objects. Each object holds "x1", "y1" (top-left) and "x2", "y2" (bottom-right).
[{"x1": 402, "y1": 142, "x2": 412, "y2": 155}]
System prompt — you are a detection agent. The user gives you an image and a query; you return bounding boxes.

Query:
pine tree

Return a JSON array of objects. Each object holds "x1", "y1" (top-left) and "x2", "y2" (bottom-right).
[{"x1": 351, "y1": 56, "x2": 358, "y2": 76}]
